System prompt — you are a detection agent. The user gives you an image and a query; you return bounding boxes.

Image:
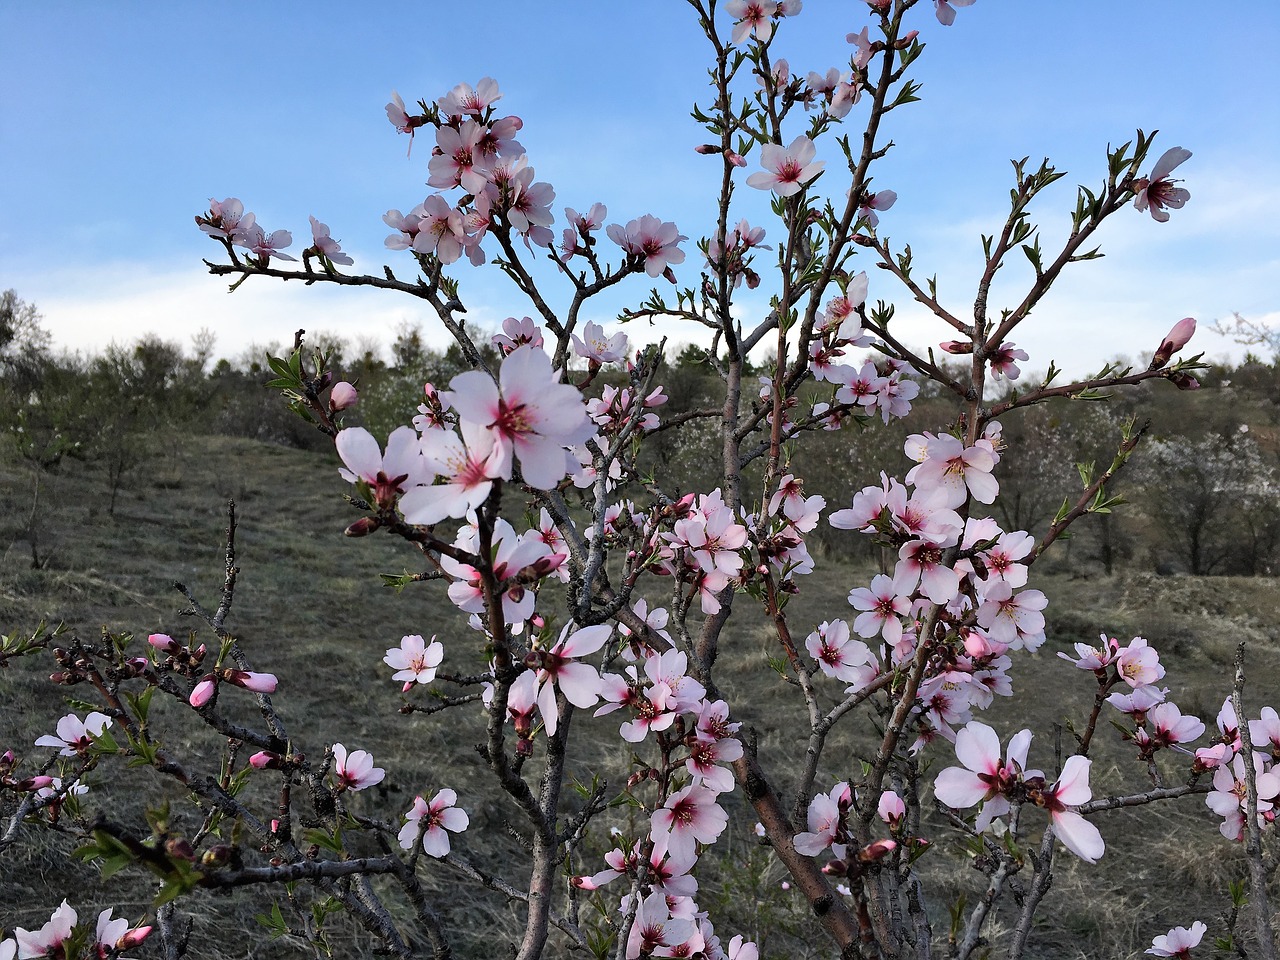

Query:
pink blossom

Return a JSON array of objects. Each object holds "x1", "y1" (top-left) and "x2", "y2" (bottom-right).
[
  {"x1": 401, "y1": 421, "x2": 507, "y2": 524},
  {"x1": 438, "y1": 77, "x2": 502, "y2": 118},
  {"x1": 725, "y1": 0, "x2": 778, "y2": 45},
  {"x1": 794, "y1": 782, "x2": 851, "y2": 857},
  {"x1": 1148, "y1": 702, "x2": 1205, "y2": 748},
  {"x1": 428, "y1": 120, "x2": 491, "y2": 195},
  {"x1": 35, "y1": 712, "x2": 112, "y2": 756},
  {"x1": 384, "y1": 634, "x2": 444, "y2": 691},
  {"x1": 411, "y1": 195, "x2": 466, "y2": 264},
  {"x1": 934, "y1": 722, "x2": 1036, "y2": 832},
  {"x1": 335, "y1": 425, "x2": 429, "y2": 509},
  {"x1": 627, "y1": 891, "x2": 697, "y2": 960},
  {"x1": 440, "y1": 518, "x2": 550, "y2": 625},
  {"x1": 571, "y1": 321, "x2": 629, "y2": 364},
  {"x1": 235, "y1": 221, "x2": 296, "y2": 263},
  {"x1": 1116, "y1": 637, "x2": 1165, "y2": 688},
  {"x1": 934, "y1": 0, "x2": 975, "y2": 26},
  {"x1": 607, "y1": 214, "x2": 688, "y2": 280},
  {"x1": 975, "y1": 583, "x2": 1047, "y2": 651},
  {"x1": 858, "y1": 189, "x2": 896, "y2": 228},
  {"x1": 1058, "y1": 635, "x2": 1121, "y2": 671},
  {"x1": 95, "y1": 908, "x2": 152, "y2": 957},
  {"x1": 988, "y1": 342, "x2": 1028, "y2": 380},
  {"x1": 1146, "y1": 921, "x2": 1206, "y2": 958},
  {"x1": 307, "y1": 216, "x2": 354, "y2": 266},
  {"x1": 199, "y1": 197, "x2": 248, "y2": 240},
  {"x1": 1134, "y1": 147, "x2": 1192, "y2": 222},
  {"x1": 906, "y1": 434, "x2": 998, "y2": 508},
  {"x1": 447, "y1": 344, "x2": 595, "y2": 489},
  {"x1": 1040, "y1": 755, "x2": 1104, "y2": 863},
  {"x1": 847, "y1": 574, "x2": 909, "y2": 646},
  {"x1": 332, "y1": 742, "x2": 385, "y2": 791},
  {"x1": 534, "y1": 623, "x2": 613, "y2": 735},
  {"x1": 15, "y1": 900, "x2": 77, "y2": 958},
  {"x1": 399, "y1": 789, "x2": 469, "y2": 857},
  {"x1": 746, "y1": 136, "x2": 823, "y2": 197},
  {"x1": 651, "y1": 784, "x2": 729, "y2": 861},
  {"x1": 492, "y1": 316, "x2": 544, "y2": 356},
  {"x1": 878, "y1": 790, "x2": 905, "y2": 830}
]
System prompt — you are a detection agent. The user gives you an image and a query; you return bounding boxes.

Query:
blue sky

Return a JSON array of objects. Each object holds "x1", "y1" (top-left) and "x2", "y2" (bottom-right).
[{"x1": 1, "y1": 1, "x2": 1277, "y2": 375}]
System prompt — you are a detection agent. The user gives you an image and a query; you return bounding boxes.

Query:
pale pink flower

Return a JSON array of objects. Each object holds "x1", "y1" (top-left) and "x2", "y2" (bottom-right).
[
  {"x1": 332, "y1": 742, "x2": 385, "y2": 791},
  {"x1": 384, "y1": 634, "x2": 444, "y2": 691},
  {"x1": 411, "y1": 195, "x2": 466, "y2": 264},
  {"x1": 975, "y1": 583, "x2": 1047, "y2": 651},
  {"x1": 534, "y1": 623, "x2": 613, "y2": 735},
  {"x1": 95, "y1": 908, "x2": 152, "y2": 957},
  {"x1": 336, "y1": 425, "x2": 429, "y2": 509},
  {"x1": 893, "y1": 538, "x2": 961, "y2": 606},
  {"x1": 441, "y1": 518, "x2": 550, "y2": 625},
  {"x1": 607, "y1": 214, "x2": 688, "y2": 280},
  {"x1": 1206, "y1": 751, "x2": 1280, "y2": 840},
  {"x1": 1134, "y1": 147, "x2": 1192, "y2": 222},
  {"x1": 492, "y1": 316, "x2": 544, "y2": 355},
  {"x1": 36, "y1": 712, "x2": 112, "y2": 756},
  {"x1": 307, "y1": 216, "x2": 354, "y2": 266},
  {"x1": 858, "y1": 189, "x2": 896, "y2": 228},
  {"x1": 199, "y1": 197, "x2": 248, "y2": 240},
  {"x1": 934, "y1": 722, "x2": 1036, "y2": 832},
  {"x1": 878, "y1": 790, "x2": 905, "y2": 830},
  {"x1": 1058, "y1": 635, "x2": 1121, "y2": 671},
  {"x1": 15, "y1": 900, "x2": 77, "y2": 958},
  {"x1": 438, "y1": 77, "x2": 502, "y2": 118},
  {"x1": 401, "y1": 421, "x2": 507, "y2": 524},
  {"x1": 1250, "y1": 706, "x2": 1280, "y2": 754},
  {"x1": 383, "y1": 206, "x2": 422, "y2": 250},
  {"x1": 627, "y1": 891, "x2": 697, "y2": 960},
  {"x1": 1146, "y1": 921, "x2": 1206, "y2": 958},
  {"x1": 651, "y1": 784, "x2": 729, "y2": 861},
  {"x1": 746, "y1": 136, "x2": 823, "y2": 197},
  {"x1": 1148, "y1": 702, "x2": 1205, "y2": 748},
  {"x1": 447, "y1": 344, "x2": 595, "y2": 489},
  {"x1": 428, "y1": 120, "x2": 491, "y2": 195},
  {"x1": 1116, "y1": 637, "x2": 1165, "y2": 688},
  {"x1": 907, "y1": 434, "x2": 998, "y2": 508},
  {"x1": 988, "y1": 342, "x2": 1028, "y2": 380},
  {"x1": 235, "y1": 221, "x2": 296, "y2": 263},
  {"x1": 848, "y1": 574, "x2": 909, "y2": 645},
  {"x1": 399, "y1": 789, "x2": 469, "y2": 857},
  {"x1": 1041, "y1": 755, "x2": 1104, "y2": 862},
  {"x1": 934, "y1": 0, "x2": 975, "y2": 26},
  {"x1": 725, "y1": 0, "x2": 778, "y2": 45},
  {"x1": 794, "y1": 782, "x2": 851, "y2": 857},
  {"x1": 571, "y1": 321, "x2": 629, "y2": 364}
]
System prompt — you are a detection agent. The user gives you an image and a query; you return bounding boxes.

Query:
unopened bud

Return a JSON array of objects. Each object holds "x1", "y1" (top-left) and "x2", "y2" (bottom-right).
[
  {"x1": 228, "y1": 670, "x2": 278, "y2": 694},
  {"x1": 165, "y1": 837, "x2": 196, "y2": 861},
  {"x1": 1169, "y1": 371, "x2": 1200, "y2": 391},
  {"x1": 249, "y1": 751, "x2": 282, "y2": 770},
  {"x1": 1150, "y1": 317, "x2": 1196, "y2": 370},
  {"x1": 189, "y1": 676, "x2": 217, "y2": 708},
  {"x1": 329, "y1": 381, "x2": 358, "y2": 411},
  {"x1": 345, "y1": 516, "x2": 381, "y2": 537},
  {"x1": 821, "y1": 858, "x2": 849, "y2": 876},
  {"x1": 939, "y1": 340, "x2": 973, "y2": 355},
  {"x1": 148, "y1": 633, "x2": 179, "y2": 654},
  {"x1": 857, "y1": 838, "x2": 897, "y2": 862},
  {"x1": 694, "y1": 143, "x2": 720, "y2": 155}
]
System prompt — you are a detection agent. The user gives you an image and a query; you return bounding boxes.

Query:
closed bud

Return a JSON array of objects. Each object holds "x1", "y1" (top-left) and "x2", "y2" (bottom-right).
[
  {"x1": 201, "y1": 843, "x2": 232, "y2": 867},
  {"x1": 821, "y1": 858, "x2": 848, "y2": 876},
  {"x1": 250, "y1": 751, "x2": 281, "y2": 770},
  {"x1": 329, "y1": 380, "x2": 358, "y2": 411},
  {"x1": 189, "y1": 675, "x2": 217, "y2": 708},
  {"x1": 1170, "y1": 371, "x2": 1200, "y2": 391},
  {"x1": 345, "y1": 516, "x2": 381, "y2": 537},
  {"x1": 694, "y1": 143, "x2": 720, "y2": 155},
  {"x1": 165, "y1": 837, "x2": 196, "y2": 861},
  {"x1": 939, "y1": 340, "x2": 972, "y2": 355},
  {"x1": 857, "y1": 838, "x2": 897, "y2": 862},
  {"x1": 1150, "y1": 317, "x2": 1196, "y2": 369},
  {"x1": 148, "y1": 633, "x2": 179, "y2": 654},
  {"x1": 228, "y1": 670, "x2": 278, "y2": 694}
]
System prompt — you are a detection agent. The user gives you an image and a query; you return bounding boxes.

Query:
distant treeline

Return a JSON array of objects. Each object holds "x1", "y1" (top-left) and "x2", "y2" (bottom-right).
[{"x1": 3, "y1": 290, "x2": 1278, "y2": 576}]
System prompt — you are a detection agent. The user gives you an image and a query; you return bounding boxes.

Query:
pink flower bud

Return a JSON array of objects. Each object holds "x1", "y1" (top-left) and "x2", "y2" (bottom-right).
[
  {"x1": 189, "y1": 676, "x2": 217, "y2": 707},
  {"x1": 148, "y1": 633, "x2": 179, "y2": 653},
  {"x1": 726, "y1": 150, "x2": 747, "y2": 168},
  {"x1": 17, "y1": 775, "x2": 54, "y2": 791},
  {"x1": 229, "y1": 670, "x2": 278, "y2": 694},
  {"x1": 118, "y1": 926, "x2": 153, "y2": 949},
  {"x1": 249, "y1": 751, "x2": 279, "y2": 770},
  {"x1": 1170, "y1": 371, "x2": 1200, "y2": 391},
  {"x1": 857, "y1": 838, "x2": 897, "y2": 862},
  {"x1": 1150, "y1": 317, "x2": 1196, "y2": 369},
  {"x1": 694, "y1": 143, "x2": 720, "y2": 155},
  {"x1": 939, "y1": 340, "x2": 973, "y2": 355},
  {"x1": 329, "y1": 381, "x2": 359, "y2": 411}
]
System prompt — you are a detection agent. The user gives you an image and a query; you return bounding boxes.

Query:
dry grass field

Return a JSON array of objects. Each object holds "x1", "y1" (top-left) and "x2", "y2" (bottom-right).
[{"x1": 2, "y1": 433, "x2": 1278, "y2": 958}]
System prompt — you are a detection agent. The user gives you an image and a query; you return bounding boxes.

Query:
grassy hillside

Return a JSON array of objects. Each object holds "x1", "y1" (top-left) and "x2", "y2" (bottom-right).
[{"x1": 2, "y1": 433, "x2": 1279, "y2": 958}]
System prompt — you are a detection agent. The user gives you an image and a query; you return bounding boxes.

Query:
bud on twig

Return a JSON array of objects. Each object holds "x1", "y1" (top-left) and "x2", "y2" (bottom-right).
[{"x1": 1149, "y1": 317, "x2": 1195, "y2": 370}]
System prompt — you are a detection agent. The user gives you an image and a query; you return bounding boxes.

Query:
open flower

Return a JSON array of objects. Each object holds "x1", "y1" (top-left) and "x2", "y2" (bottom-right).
[
  {"x1": 35, "y1": 712, "x2": 112, "y2": 756},
  {"x1": 1146, "y1": 921, "x2": 1206, "y2": 958},
  {"x1": 399, "y1": 789, "x2": 469, "y2": 857},
  {"x1": 1133, "y1": 147, "x2": 1192, "y2": 222},
  {"x1": 746, "y1": 136, "x2": 823, "y2": 197},
  {"x1": 384, "y1": 634, "x2": 444, "y2": 691},
  {"x1": 332, "y1": 743, "x2": 385, "y2": 792}
]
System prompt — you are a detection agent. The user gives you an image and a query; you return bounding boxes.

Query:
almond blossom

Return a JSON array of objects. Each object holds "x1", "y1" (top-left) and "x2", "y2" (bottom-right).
[
  {"x1": 447, "y1": 344, "x2": 595, "y2": 489},
  {"x1": 607, "y1": 214, "x2": 688, "y2": 280},
  {"x1": 934, "y1": 721, "x2": 1037, "y2": 833},
  {"x1": 399, "y1": 789, "x2": 469, "y2": 857},
  {"x1": 1038, "y1": 755, "x2": 1104, "y2": 863},
  {"x1": 335, "y1": 425, "x2": 429, "y2": 509},
  {"x1": 332, "y1": 742, "x2": 385, "y2": 792},
  {"x1": 1134, "y1": 146, "x2": 1192, "y2": 222},
  {"x1": 746, "y1": 136, "x2": 824, "y2": 197},
  {"x1": 651, "y1": 784, "x2": 729, "y2": 861},
  {"x1": 307, "y1": 216, "x2": 354, "y2": 266},
  {"x1": 533, "y1": 623, "x2": 613, "y2": 735},
  {"x1": 14, "y1": 900, "x2": 78, "y2": 958},
  {"x1": 384, "y1": 634, "x2": 445, "y2": 690},
  {"x1": 725, "y1": 0, "x2": 778, "y2": 45},
  {"x1": 1146, "y1": 921, "x2": 1207, "y2": 958},
  {"x1": 35, "y1": 712, "x2": 112, "y2": 756}
]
